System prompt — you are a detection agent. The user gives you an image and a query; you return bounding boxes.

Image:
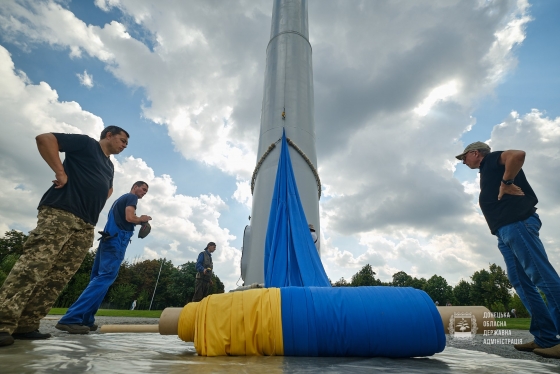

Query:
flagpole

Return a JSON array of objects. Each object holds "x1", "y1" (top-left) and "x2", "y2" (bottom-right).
[{"x1": 149, "y1": 259, "x2": 164, "y2": 310}]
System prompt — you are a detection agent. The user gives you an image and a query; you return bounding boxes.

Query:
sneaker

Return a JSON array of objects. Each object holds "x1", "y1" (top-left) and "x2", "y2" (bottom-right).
[
  {"x1": 534, "y1": 344, "x2": 560, "y2": 359},
  {"x1": 0, "y1": 332, "x2": 14, "y2": 347},
  {"x1": 89, "y1": 324, "x2": 98, "y2": 332},
  {"x1": 55, "y1": 323, "x2": 90, "y2": 334},
  {"x1": 514, "y1": 340, "x2": 542, "y2": 352},
  {"x1": 12, "y1": 330, "x2": 51, "y2": 340}
]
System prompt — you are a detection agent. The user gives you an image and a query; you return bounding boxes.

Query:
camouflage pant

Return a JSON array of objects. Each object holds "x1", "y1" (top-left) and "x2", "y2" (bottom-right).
[
  {"x1": 192, "y1": 278, "x2": 210, "y2": 302},
  {"x1": 0, "y1": 206, "x2": 94, "y2": 334}
]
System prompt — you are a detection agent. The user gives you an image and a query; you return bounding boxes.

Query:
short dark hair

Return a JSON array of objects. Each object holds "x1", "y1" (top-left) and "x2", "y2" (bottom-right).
[
  {"x1": 100, "y1": 126, "x2": 130, "y2": 140},
  {"x1": 131, "y1": 181, "x2": 148, "y2": 190},
  {"x1": 206, "y1": 242, "x2": 216, "y2": 249}
]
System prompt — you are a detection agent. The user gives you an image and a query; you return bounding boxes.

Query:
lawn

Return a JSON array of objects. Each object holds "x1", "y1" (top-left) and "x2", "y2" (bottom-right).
[
  {"x1": 496, "y1": 318, "x2": 530, "y2": 330},
  {"x1": 49, "y1": 308, "x2": 162, "y2": 318}
]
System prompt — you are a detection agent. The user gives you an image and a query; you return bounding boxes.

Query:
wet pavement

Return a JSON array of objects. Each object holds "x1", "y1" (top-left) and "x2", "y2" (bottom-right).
[{"x1": 0, "y1": 317, "x2": 559, "y2": 373}]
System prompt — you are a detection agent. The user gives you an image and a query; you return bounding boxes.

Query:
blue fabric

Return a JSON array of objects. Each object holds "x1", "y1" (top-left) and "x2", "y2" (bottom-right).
[
  {"x1": 496, "y1": 213, "x2": 560, "y2": 348},
  {"x1": 196, "y1": 250, "x2": 211, "y2": 273},
  {"x1": 59, "y1": 205, "x2": 133, "y2": 326},
  {"x1": 280, "y1": 286, "x2": 446, "y2": 357},
  {"x1": 264, "y1": 130, "x2": 330, "y2": 287}
]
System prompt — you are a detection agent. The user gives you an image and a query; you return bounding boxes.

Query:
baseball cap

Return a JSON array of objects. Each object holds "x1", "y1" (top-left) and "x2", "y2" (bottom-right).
[{"x1": 455, "y1": 141, "x2": 490, "y2": 160}]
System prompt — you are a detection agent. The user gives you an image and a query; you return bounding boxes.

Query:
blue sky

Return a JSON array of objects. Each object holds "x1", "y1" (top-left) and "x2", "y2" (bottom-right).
[{"x1": 1, "y1": 0, "x2": 559, "y2": 291}]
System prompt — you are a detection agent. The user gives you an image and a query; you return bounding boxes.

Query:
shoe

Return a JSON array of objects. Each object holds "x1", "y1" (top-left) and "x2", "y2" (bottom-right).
[
  {"x1": 534, "y1": 344, "x2": 560, "y2": 359},
  {"x1": 0, "y1": 332, "x2": 14, "y2": 346},
  {"x1": 55, "y1": 323, "x2": 90, "y2": 334},
  {"x1": 89, "y1": 324, "x2": 98, "y2": 332},
  {"x1": 514, "y1": 340, "x2": 542, "y2": 352},
  {"x1": 12, "y1": 330, "x2": 51, "y2": 340}
]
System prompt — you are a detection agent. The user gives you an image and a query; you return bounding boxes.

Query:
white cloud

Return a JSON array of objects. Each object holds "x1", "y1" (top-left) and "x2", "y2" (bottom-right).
[
  {"x1": 2, "y1": 0, "x2": 559, "y2": 290},
  {"x1": 77, "y1": 69, "x2": 93, "y2": 88},
  {"x1": 0, "y1": 44, "x2": 242, "y2": 290}
]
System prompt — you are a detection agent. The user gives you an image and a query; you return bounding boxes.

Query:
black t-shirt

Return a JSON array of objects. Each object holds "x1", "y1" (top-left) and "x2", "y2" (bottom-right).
[
  {"x1": 479, "y1": 151, "x2": 538, "y2": 234},
  {"x1": 38, "y1": 133, "x2": 114, "y2": 225},
  {"x1": 112, "y1": 193, "x2": 138, "y2": 231}
]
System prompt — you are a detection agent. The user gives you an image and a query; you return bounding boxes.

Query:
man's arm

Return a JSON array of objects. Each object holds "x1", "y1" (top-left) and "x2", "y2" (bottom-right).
[
  {"x1": 36, "y1": 133, "x2": 67, "y2": 189},
  {"x1": 498, "y1": 150, "x2": 526, "y2": 200},
  {"x1": 195, "y1": 252, "x2": 206, "y2": 273},
  {"x1": 125, "y1": 206, "x2": 152, "y2": 225}
]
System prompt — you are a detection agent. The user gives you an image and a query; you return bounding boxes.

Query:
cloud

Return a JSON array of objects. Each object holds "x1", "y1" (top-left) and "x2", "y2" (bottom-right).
[
  {"x1": 3, "y1": 0, "x2": 560, "y2": 290},
  {"x1": 0, "y1": 44, "x2": 241, "y2": 290},
  {"x1": 77, "y1": 70, "x2": 93, "y2": 88}
]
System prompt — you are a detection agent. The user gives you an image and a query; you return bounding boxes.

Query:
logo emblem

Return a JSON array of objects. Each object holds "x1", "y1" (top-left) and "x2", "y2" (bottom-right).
[{"x1": 448, "y1": 312, "x2": 478, "y2": 341}]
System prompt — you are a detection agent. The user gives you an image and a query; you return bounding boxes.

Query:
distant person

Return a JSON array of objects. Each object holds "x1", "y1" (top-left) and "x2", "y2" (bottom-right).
[
  {"x1": 130, "y1": 300, "x2": 137, "y2": 311},
  {"x1": 192, "y1": 242, "x2": 216, "y2": 302},
  {"x1": 511, "y1": 308, "x2": 517, "y2": 318},
  {"x1": 435, "y1": 301, "x2": 440, "y2": 306},
  {"x1": 0, "y1": 126, "x2": 129, "y2": 348},
  {"x1": 56, "y1": 181, "x2": 152, "y2": 334},
  {"x1": 456, "y1": 141, "x2": 560, "y2": 358},
  {"x1": 309, "y1": 224, "x2": 319, "y2": 250},
  {"x1": 446, "y1": 301, "x2": 452, "y2": 307}
]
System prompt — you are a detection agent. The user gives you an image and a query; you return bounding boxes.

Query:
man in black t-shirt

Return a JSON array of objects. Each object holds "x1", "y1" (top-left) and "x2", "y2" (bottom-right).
[
  {"x1": 457, "y1": 141, "x2": 560, "y2": 358},
  {"x1": 0, "y1": 126, "x2": 129, "y2": 347},
  {"x1": 56, "y1": 181, "x2": 151, "y2": 333}
]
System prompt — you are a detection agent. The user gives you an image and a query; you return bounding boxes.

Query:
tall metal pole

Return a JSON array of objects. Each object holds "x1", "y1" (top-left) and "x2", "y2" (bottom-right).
[
  {"x1": 241, "y1": 0, "x2": 320, "y2": 285},
  {"x1": 149, "y1": 259, "x2": 164, "y2": 310}
]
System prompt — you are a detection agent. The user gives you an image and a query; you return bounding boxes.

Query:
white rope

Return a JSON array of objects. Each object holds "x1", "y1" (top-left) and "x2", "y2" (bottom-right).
[{"x1": 250, "y1": 137, "x2": 321, "y2": 199}]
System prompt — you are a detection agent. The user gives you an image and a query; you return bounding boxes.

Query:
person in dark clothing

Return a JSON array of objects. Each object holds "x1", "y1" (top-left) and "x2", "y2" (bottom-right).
[
  {"x1": 457, "y1": 141, "x2": 560, "y2": 359},
  {"x1": 56, "y1": 181, "x2": 151, "y2": 334},
  {"x1": 0, "y1": 126, "x2": 129, "y2": 347},
  {"x1": 192, "y1": 242, "x2": 216, "y2": 302}
]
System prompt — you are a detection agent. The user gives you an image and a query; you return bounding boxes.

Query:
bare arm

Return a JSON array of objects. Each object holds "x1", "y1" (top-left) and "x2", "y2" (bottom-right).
[
  {"x1": 36, "y1": 133, "x2": 67, "y2": 189},
  {"x1": 498, "y1": 150, "x2": 526, "y2": 200},
  {"x1": 125, "y1": 206, "x2": 152, "y2": 225},
  {"x1": 108, "y1": 187, "x2": 113, "y2": 199}
]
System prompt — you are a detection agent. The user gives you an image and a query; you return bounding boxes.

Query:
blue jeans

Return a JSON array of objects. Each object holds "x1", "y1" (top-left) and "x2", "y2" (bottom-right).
[
  {"x1": 58, "y1": 230, "x2": 131, "y2": 326},
  {"x1": 496, "y1": 213, "x2": 560, "y2": 347}
]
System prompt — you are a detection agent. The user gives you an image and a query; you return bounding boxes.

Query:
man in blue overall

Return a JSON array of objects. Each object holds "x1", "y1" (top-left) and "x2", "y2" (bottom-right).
[{"x1": 55, "y1": 181, "x2": 152, "y2": 334}]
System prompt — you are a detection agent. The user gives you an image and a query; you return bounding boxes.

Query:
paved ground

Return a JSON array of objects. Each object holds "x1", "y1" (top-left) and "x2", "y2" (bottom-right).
[{"x1": 39, "y1": 316, "x2": 560, "y2": 366}]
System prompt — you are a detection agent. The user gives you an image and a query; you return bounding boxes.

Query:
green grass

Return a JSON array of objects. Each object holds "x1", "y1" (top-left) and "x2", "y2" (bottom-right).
[
  {"x1": 49, "y1": 308, "x2": 162, "y2": 318},
  {"x1": 496, "y1": 318, "x2": 530, "y2": 330}
]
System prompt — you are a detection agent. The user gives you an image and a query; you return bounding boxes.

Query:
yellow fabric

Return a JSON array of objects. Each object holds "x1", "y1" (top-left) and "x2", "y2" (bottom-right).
[
  {"x1": 177, "y1": 288, "x2": 284, "y2": 356},
  {"x1": 177, "y1": 302, "x2": 198, "y2": 342}
]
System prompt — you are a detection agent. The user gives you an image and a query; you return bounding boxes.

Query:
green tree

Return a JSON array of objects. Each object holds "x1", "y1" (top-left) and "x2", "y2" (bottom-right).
[
  {"x1": 392, "y1": 271, "x2": 413, "y2": 287},
  {"x1": 0, "y1": 254, "x2": 20, "y2": 286},
  {"x1": 108, "y1": 283, "x2": 137, "y2": 309},
  {"x1": 470, "y1": 264, "x2": 512, "y2": 310},
  {"x1": 510, "y1": 293, "x2": 530, "y2": 318},
  {"x1": 0, "y1": 229, "x2": 28, "y2": 264},
  {"x1": 453, "y1": 279, "x2": 472, "y2": 306},
  {"x1": 332, "y1": 277, "x2": 350, "y2": 287},
  {"x1": 350, "y1": 264, "x2": 380, "y2": 286},
  {"x1": 423, "y1": 275, "x2": 453, "y2": 304}
]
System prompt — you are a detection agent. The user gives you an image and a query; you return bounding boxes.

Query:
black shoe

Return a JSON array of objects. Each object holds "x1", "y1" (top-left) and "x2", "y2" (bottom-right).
[
  {"x1": 89, "y1": 324, "x2": 98, "y2": 332},
  {"x1": 12, "y1": 330, "x2": 51, "y2": 340},
  {"x1": 55, "y1": 323, "x2": 90, "y2": 334},
  {"x1": 0, "y1": 332, "x2": 14, "y2": 346}
]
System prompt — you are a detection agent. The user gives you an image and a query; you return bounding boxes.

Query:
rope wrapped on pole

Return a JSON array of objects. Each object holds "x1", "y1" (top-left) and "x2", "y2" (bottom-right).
[{"x1": 250, "y1": 137, "x2": 322, "y2": 199}]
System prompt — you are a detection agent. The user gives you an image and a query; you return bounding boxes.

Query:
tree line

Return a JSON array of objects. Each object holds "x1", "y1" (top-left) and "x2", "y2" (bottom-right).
[
  {"x1": 0, "y1": 229, "x2": 532, "y2": 315},
  {"x1": 0, "y1": 230, "x2": 224, "y2": 310}
]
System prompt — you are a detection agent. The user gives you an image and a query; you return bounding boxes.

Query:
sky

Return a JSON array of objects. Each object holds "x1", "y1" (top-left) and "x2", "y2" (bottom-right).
[{"x1": 0, "y1": 0, "x2": 559, "y2": 292}]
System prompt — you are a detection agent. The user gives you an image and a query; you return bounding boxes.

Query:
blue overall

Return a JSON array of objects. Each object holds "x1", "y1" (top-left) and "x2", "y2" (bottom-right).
[{"x1": 59, "y1": 201, "x2": 134, "y2": 326}]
